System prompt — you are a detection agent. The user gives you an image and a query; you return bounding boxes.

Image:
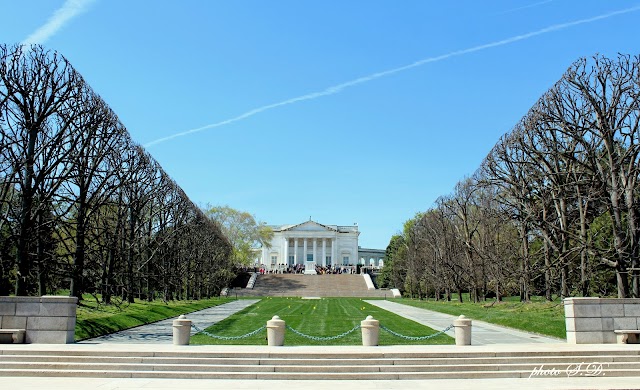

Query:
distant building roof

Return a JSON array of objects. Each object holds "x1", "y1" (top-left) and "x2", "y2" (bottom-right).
[{"x1": 269, "y1": 220, "x2": 359, "y2": 233}]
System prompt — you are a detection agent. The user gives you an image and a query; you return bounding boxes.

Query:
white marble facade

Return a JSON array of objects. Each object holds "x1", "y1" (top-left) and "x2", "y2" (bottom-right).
[{"x1": 260, "y1": 220, "x2": 359, "y2": 271}]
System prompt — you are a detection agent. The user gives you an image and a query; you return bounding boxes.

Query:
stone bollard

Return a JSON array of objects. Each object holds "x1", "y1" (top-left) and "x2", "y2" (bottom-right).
[
  {"x1": 361, "y1": 315, "x2": 380, "y2": 346},
  {"x1": 267, "y1": 315, "x2": 286, "y2": 346},
  {"x1": 453, "y1": 315, "x2": 472, "y2": 346},
  {"x1": 172, "y1": 315, "x2": 192, "y2": 345}
]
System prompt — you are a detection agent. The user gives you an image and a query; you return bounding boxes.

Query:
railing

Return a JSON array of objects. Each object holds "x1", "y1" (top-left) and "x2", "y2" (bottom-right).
[
  {"x1": 174, "y1": 312, "x2": 467, "y2": 346},
  {"x1": 285, "y1": 324, "x2": 361, "y2": 341},
  {"x1": 189, "y1": 321, "x2": 454, "y2": 343},
  {"x1": 191, "y1": 323, "x2": 266, "y2": 340},
  {"x1": 380, "y1": 324, "x2": 454, "y2": 340},
  {"x1": 246, "y1": 272, "x2": 258, "y2": 289}
]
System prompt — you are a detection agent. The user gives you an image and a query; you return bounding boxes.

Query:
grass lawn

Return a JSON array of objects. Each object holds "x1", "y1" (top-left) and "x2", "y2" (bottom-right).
[
  {"x1": 75, "y1": 295, "x2": 234, "y2": 341},
  {"x1": 394, "y1": 297, "x2": 566, "y2": 339},
  {"x1": 190, "y1": 297, "x2": 454, "y2": 346}
]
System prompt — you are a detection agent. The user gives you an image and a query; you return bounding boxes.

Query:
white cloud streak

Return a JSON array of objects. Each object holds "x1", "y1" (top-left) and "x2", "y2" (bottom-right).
[
  {"x1": 497, "y1": 0, "x2": 555, "y2": 15},
  {"x1": 145, "y1": 4, "x2": 640, "y2": 148},
  {"x1": 22, "y1": 0, "x2": 97, "y2": 45}
]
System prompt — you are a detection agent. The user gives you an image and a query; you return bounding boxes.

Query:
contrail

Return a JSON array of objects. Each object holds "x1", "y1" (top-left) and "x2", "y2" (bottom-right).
[
  {"x1": 497, "y1": 0, "x2": 555, "y2": 15},
  {"x1": 145, "y1": 4, "x2": 640, "y2": 148},
  {"x1": 22, "y1": 0, "x2": 97, "y2": 45}
]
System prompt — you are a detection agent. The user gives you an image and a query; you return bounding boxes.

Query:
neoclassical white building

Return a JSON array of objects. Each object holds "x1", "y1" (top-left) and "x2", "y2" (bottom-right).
[{"x1": 259, "y1": 220, "x2": 359, "y2": 272}]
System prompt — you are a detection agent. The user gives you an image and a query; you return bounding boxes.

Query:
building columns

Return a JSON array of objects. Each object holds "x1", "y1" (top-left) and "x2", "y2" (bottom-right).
[
  {"x1": 283, "y1": 237, "x2": 288, "y2": 267},
  {"x1": 285, "y1": 236, "x2": 343, "y2": 268},
  {"x1": 331, "y1": 238, "x2": 336, "y2": 266},
  {"x1": 312, "y1": 238, "x2": 317, "y2": 265},
  {"x1": 322, "y1": 239, "x2": 327, "y2": 267},
  {"x1": 303, "y1": 238, "x2": 308, "y2": 264}
]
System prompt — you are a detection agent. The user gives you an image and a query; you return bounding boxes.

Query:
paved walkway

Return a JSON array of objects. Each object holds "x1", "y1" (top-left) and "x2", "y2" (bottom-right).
[
  {"x1": 84, "y1": 299, "x2": 259, "y2": 343},
  {"x1": 7, "y1": 376, "x2": 640, "y2": 389},
  {"x1": 365, "y1": 300, "x2": 560, "y2": 344}
]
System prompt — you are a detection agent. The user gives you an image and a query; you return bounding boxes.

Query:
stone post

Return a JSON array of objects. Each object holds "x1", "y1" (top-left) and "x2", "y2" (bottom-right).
[
  {"x1": 361, "y1": 315, "x2": 379, "y2": 346},
  {"x1": 267, "y1": 315, "x2": 286, "y2": 346},
  {"x1": 453, "y1": 315, "x2": 472, "y2": 346},
  {"x1": 172, "y1": 315, "x2": 192, "y2": 345}
]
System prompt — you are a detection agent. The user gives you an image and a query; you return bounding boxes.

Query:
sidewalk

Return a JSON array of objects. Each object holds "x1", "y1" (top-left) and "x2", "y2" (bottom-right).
[
  {"x1": 364, "y1": 300, "x2": 561, "y2": 344},
  {"x1": 84, "y1": 299, "x2": 259, "y2": 343},
  {"x1": 6, "y1": 376, "x2": 640, "y2": 389}
]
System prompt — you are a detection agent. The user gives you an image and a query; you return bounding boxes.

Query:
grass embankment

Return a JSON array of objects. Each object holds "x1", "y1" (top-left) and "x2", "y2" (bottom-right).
[
  {"x1": 395, "y1": 297, "x2": 566, "y2": 339},
  {"x1": 190, "y1": 297, "x2": 454, "y2": 346},
  {"x1": 75, "y1": 296, "x2": 233, "y2": 341}
]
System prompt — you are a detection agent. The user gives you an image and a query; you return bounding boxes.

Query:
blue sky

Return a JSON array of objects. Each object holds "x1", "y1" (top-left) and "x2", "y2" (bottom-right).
[{"x1": 2, "y1": 1, "x2": 639, "y2": 249}]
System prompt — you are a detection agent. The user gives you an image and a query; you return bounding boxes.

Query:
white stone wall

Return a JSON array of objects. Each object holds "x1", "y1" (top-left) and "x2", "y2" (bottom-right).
[
  {"x1": 0, "y1": 296, "x2": 77, "y2": 343},
  {"x1": 337, "y1": 235, "x2": 358, "y2": 264},
  {"x1": 564, "y1": 297, "x2": 640, "y2": 344}
]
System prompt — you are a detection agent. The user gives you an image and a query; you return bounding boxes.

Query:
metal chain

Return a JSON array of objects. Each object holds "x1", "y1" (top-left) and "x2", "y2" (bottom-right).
[
  {"x1": 191, "y1": 322, "x2": 453, "y2": 342},
  {"x1": 286, "y1": 324, "x2": 361, "y2": 341},
  {"x1": 379, "y1": 323, "x2": 454, "y2": 340},
  {"x1": 191, "y1": 323, "x2": 266, "y2": 340}
]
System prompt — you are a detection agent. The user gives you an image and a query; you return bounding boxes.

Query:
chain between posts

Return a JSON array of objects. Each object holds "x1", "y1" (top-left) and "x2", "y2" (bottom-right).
[
  {"x1": 286, "y1": 324, "x2": 361, "y2": 341},
  {"x1": 379, "y1": 323, "x2": 454, "y2": 340},
  {"x1": 191, "y1": 323, "x2": 266, "y2": 340},
  {"x1": 192, "y1": 322, "x2": 454, "y2": 342}
]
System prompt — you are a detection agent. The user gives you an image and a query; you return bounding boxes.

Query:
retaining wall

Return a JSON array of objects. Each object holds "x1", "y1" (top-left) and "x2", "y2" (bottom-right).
[
  {"x1": 564, "y1": 297, "x2": 640, "y2": 344},
  {"x1": 0, "y1": 296, "x2": 77, "y2": 343}
]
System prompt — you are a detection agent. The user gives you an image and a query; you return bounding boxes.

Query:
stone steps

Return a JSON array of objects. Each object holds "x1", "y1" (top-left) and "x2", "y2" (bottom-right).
[
  {"x1": 3, "y1": 354, "x2": 640, "y2": 365},
  {"x1": 3, "y1": 368, "x2": 640, "y2": 380},
  {"x1": 2, "y1": 348, "x2": 640, "y2": 380},
  {"x1": 2, "y1": 360, "x2": 640, "y2": 372},
  {"x1": 238, "y1": 274, "x2": 389, "y2": 297}
]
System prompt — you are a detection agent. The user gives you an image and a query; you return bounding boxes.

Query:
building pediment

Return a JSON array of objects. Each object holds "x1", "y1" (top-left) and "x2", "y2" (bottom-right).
[{"x1": 282, "y1": 220, "x2": 337, "y2": 232}]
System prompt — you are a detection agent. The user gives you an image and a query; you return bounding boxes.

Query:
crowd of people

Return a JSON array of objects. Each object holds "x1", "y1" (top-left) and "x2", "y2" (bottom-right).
[{"x1": 257, "y1": 264, "x2": 358, "y2": 275}]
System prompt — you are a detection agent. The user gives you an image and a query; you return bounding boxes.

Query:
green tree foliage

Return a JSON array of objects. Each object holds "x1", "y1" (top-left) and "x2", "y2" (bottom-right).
[
  {"x1": 378, "y1": 234, "x2": 406, "y2": 289},
  {"x1": 205, "y1": 205, "x2": 273, "y2": 266}
]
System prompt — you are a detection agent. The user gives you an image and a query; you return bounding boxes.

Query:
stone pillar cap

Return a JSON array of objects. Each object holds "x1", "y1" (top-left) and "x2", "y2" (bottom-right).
[
  {"x1": 453, "y1": 315, "x2": 472, "y2": 325},
  {"x1": 361, "y1": 315, "x2": 379, "y2": 325}
]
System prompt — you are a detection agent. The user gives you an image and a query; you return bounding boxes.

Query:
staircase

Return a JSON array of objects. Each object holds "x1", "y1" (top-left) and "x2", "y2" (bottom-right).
[
  {"x1": 1, "y1": 345, "x2": 640, "y2": 379},
  {"x1": 237, "y1": 274, "x2": 389, "y2": 298}
]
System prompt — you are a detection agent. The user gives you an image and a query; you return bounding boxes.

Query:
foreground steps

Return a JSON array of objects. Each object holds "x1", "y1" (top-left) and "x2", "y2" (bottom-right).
[{"x1": 1, "y1": 344, "x2": 640, "y2": 380}]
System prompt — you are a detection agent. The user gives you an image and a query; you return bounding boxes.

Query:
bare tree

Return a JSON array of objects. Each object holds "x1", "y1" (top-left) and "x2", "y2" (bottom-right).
[{"x1": 0, "y1": 44, "x2": 234, "y2": 300}]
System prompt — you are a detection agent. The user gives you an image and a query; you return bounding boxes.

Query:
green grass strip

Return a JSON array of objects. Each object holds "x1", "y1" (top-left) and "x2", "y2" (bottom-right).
[
  {"x1": 394, "y1": 298, "x2": 566, "y2": 339},
  {"x1": 75, "y1": 295, "x2": 234, "y2": 340},
  {"x1": 190, "y1": 297, "x2": 454, "y2": 345}
]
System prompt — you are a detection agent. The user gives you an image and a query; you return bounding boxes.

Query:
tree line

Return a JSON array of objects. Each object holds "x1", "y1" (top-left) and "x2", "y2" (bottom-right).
[
  {"x1": 0, "y1": 44, "x2": 233, "y2": 302},
  {"x1": 380, "y1": 54, "x2": 640, "y2": 301}
]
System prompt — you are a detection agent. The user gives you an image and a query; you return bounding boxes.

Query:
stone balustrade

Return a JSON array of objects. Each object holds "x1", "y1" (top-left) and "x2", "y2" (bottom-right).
[
  {"x1": 0, "y1": 296, "x2": 77, "y2": 343},
  {"x1": 362, "y1": 274, "x2": 375, "y2": 290}
]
